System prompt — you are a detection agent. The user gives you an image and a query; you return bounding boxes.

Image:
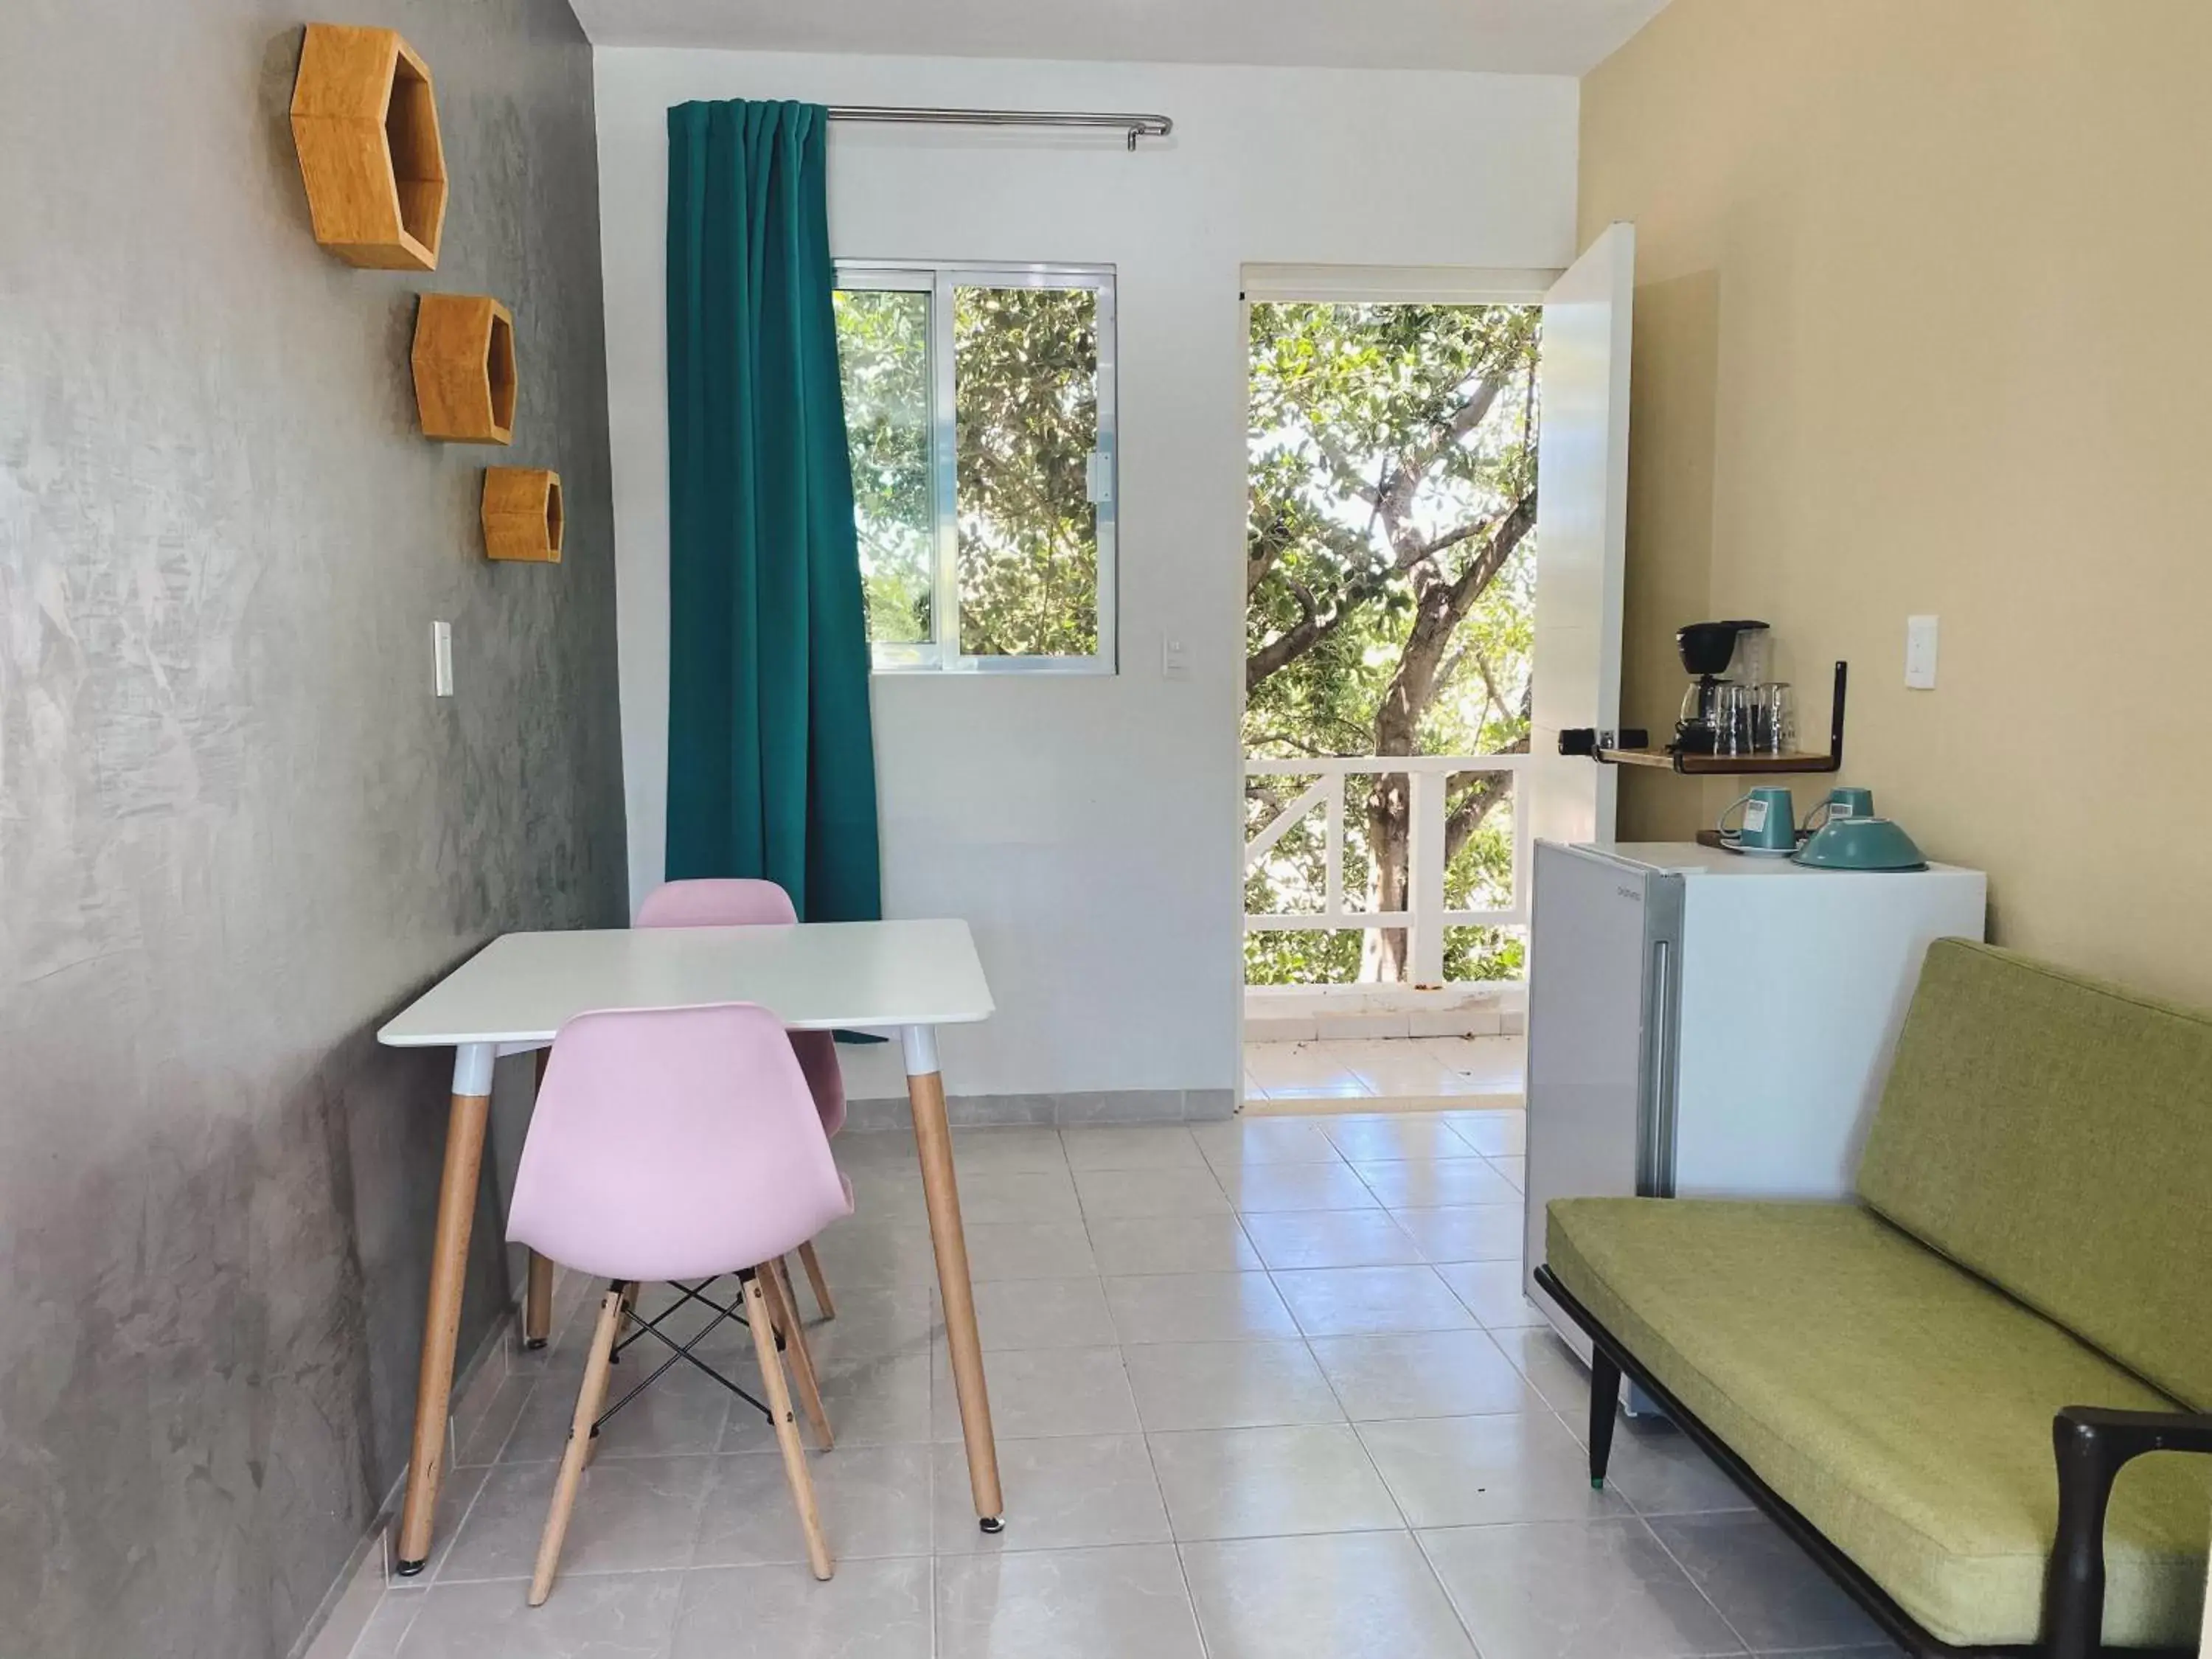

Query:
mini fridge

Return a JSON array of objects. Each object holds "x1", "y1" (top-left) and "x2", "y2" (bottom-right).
[{"x1": 1521, "y1": 840, "x2": 1987, "y2": 1354}]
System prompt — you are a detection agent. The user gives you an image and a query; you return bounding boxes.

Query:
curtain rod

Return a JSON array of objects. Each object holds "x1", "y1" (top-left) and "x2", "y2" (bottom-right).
[{"x1": 825, "y1": 105, "x2": 1173, "y2": 150}]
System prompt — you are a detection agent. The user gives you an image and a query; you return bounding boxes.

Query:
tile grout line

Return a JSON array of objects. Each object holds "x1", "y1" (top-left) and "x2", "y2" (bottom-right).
[
  {"x1": 1083, "y1": 1124, "x2": 1244, "y2": 1658},
  {"x1": 1638, "y1": 1510, "x2": 1761, "y2": 1656},
  {"x1": 420, "y1": 1342, "x2": 551, "y2": 1590},
  {"x1": 1136, "y1": 1380, "x2": 1214, "y2": 1658},
  {"x1": 1298, "y1": 1321, "x2": 1492, "y2": 1659},
  {"x1": 1408, "y1": 1525, "x2": 1495, "y2": 1658},
  {"x1": 434, "y1": 1124, "x2": 1555, "y2": 1655}
]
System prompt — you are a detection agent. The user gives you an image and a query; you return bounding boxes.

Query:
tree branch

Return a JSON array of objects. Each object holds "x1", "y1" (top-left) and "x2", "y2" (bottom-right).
[
  {"x1": 1370, "y1": 488, "x2": 1537, "y2": 757},
  {"x1": 1243, "y1": 729, "x2": 1336, "y2": 759},
  {"x1": 1310, "y1": 431, "x2": 1383, "y2": 507},
  {"x1": 1374, "y1": 379, "x2": 1505, "y2": 570},
  {"x1": 1443, "y1": 492, "x2": 1536, "y2": 616},
  {"x1": 1408, "y1": 375, "x2": 1503, "y2": 475},
  {"x1": 1245, "y1": 504, "x2": 1296, "y2": 598},
  {"x1": 1417, "y1": 515, "x2": 1500, "y2": 561},
  {"x1": 1467, "y1": 641, "x2": 1513, "y2": 732},
  {"x1": 1443, "y1": 762, "x2": 1518, "y2": 866},
  {"x1": 1245, "y1": 566, "x2": 1391, "y2": 693}
]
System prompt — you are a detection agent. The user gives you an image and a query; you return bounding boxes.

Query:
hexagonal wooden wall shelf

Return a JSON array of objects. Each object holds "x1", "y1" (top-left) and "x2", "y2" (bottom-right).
[
  {"x1": 289, "y1": 24, "x2": 447, "y2": 271},
  {"x1": 413, "y1": 296, "x2": 516, "y2": 443},
  {"x1": 482, "y1": 469, "x2": 563, "y2": 563}
]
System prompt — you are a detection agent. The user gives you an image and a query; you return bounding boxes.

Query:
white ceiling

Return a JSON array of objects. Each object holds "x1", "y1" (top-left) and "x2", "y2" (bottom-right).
[{"x1": 568, "y1": 0, "x2": 1670, "y2": 77}]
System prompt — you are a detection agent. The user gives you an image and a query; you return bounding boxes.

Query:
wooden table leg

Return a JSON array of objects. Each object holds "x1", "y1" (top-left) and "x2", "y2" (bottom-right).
[
  {"x1": 523, "y1": 1050, "x2": 553, "y2": 1349},
  {"x1": 904, "y1": 1024, "x2": 1003, "y2": 1531},
  {"x1": 524, "y1": 1252, "x2": 554, "y2": 1349},
  {"x1": 394, "y1": 1043, "x2": 495, "y2": 1575}
]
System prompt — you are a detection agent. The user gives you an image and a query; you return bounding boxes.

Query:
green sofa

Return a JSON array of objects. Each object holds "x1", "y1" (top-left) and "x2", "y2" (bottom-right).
[{"x1": 1537, "y1": 940, "x2": 2212, "y2": 1657}]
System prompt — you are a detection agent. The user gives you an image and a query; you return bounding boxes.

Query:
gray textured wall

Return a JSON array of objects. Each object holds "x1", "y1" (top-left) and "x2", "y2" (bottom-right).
[{"x1": 0, "y1": 4, "x2": 626, "y2": 1655}]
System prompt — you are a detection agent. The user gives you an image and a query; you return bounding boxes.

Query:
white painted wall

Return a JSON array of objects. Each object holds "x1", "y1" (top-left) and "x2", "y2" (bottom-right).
[{"x1": 594, "y1": 48, "x2": 1579, "y2": 1099}]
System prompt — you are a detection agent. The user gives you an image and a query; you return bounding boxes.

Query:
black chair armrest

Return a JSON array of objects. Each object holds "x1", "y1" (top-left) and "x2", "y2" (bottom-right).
[
  {"x1": 2056, "y1": 1405, "x2": 2212, "y2": 1457},
  {"x1": 2044, "y1": 1405, "x2": 2212, "y2": 1659}
]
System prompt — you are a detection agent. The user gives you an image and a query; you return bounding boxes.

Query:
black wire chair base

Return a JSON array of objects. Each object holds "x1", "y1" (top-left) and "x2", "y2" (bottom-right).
[{"x1": 592, "y1": 1273, "x2": 774, "y2": 1436}]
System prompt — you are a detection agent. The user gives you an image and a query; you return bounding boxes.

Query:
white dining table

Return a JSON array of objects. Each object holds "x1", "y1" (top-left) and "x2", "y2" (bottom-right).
[{"x1": 376, "y1": 917, "x2": 1000, "y2": 1574}]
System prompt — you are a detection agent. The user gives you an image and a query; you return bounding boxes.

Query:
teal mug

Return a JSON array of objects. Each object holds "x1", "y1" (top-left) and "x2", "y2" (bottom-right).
[
  {"x1": 1720, "y1": 786, "x2": 1798, "y2": 855},
  {"x1": 1804, "y1": 786, "x2": 1875, "y2": 833}
]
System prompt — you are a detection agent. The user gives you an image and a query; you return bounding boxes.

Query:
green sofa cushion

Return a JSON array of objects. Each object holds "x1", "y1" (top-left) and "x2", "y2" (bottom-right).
[
  {"x1": 1548, "y1": 1196, "x2": 2211, "y2": 1649},
  {"x1": 1856, "y1": 940, "x2": 2212, "y2": 1408}
]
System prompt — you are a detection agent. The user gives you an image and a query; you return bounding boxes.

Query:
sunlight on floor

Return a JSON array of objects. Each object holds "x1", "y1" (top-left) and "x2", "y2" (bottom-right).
[{"x1": 1243, "y1": 1034, "x2": 1526, "y2": 1113}]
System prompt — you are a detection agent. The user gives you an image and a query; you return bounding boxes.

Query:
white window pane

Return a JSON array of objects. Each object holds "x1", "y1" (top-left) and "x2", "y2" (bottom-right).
[
  {"x1": 833, "y1": 288, "x2": 933, "y2": 647},
  {"x1": 953, "y1": 285, "x2": 1101, "y2": 658}
]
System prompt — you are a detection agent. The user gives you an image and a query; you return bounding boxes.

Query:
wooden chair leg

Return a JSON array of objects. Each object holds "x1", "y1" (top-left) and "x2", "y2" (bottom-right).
[
  {"x1": 583, "y1": 1282, "x2": 648, "y2": 1470},
  {"x1": 611, "y1": 1280, "x2": 641, "y2": 1357},
  {"x1": 764, "y1": 1258, "x2": 834, "y2": 1450},
  {"x1": 743, "y1": 1271, "x2": 833, "y2": 1580},
  {"x1": 796, "y1": 1239, "x2": 836, "y2": 1322},
  {"x1": 529, "y1": 1283, "x2": 626, "y2": 1607}
]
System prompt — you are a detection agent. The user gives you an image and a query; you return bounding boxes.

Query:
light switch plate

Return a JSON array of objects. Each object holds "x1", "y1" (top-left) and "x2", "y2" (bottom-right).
[
  {"x1": 1905, "y1": 614, "x2": 1938, "y2": 689},
  {"x1": 1161, "y1": 635, "x2": 1191, "y2": 681},
  {"x1": 432, "y1": 620, "x2": 454, "y2": 698}
]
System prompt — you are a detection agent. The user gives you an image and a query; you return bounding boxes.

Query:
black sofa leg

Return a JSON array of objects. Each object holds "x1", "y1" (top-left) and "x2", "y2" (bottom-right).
[{"x1": 1588, "y1": 1346, "x2": 1620, "y2": 1489}]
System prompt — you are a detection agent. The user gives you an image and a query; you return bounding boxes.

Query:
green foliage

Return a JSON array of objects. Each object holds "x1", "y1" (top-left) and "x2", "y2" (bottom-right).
[
  {"x1": 1245, "y1": 301, "x2": 1539, "y2": 760},
  {"x1": 834, "y1": 283, "x2": 1103, "y2": 659},
  {"x1": 956, "y1": 287, "x2": 1100, "y2": 658},
  {"x1": 1243, "y1": 302, "x2": 1540, "y2": 986},
  {"x1": 833, "y1": 289, "x2": 933, "y2": 646}
]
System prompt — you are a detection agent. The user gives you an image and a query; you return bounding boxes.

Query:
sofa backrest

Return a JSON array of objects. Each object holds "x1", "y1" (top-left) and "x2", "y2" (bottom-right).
[{"x1": 1857, "y1": 939, "x2": 2212, "y2": 1408}]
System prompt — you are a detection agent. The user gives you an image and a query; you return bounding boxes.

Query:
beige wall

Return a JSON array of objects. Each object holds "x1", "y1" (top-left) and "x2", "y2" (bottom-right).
[{"x1": 1580, "y1": 0, "x2": 2212, "y2": 1007}]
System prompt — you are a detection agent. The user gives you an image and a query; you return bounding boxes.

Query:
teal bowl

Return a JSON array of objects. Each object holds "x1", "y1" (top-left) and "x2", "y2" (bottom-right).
[{"x1": 1792, "y1": 815, "x2": 1928, "y2": 872}]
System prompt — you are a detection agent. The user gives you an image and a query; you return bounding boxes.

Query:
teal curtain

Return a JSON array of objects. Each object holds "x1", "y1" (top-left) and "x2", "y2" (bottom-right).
[{"x1": 664, "y1": 100, "x2": 881, "y2": 922}]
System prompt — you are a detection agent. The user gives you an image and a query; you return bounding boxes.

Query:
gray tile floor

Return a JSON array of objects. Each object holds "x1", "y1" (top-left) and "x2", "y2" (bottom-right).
[{"x1": 348, "y1": 1113, "x2": 1901, "y2": 1658}]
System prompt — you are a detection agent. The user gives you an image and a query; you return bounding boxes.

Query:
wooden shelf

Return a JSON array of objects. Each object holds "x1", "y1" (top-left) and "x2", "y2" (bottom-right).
[
  {"x1": 413, "y1": 296, "x2": 516, "y2": 443},
  {"x1": 1575, "y1": 661, "x2": 1851, "y2": 779},
  {"x1": 482, "y1": 469, "x2": 562, "y2": 563},
  {"x1": 1599, "y1": 748, "x2": 1841, "y2": 775},
  {"x1": 290, "y1": 24, "x2": 447, "y2": 270}
]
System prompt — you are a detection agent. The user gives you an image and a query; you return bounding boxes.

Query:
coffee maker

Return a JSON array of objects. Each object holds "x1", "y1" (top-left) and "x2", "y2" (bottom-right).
[{"x1": 1673, "y1": 619, "x2": 1770, "y2": 754}]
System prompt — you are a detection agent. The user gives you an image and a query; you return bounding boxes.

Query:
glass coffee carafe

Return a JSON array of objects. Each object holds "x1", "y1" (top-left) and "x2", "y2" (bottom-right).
[{"x1": 1672, "y1": 619, "x2": 1770, "y2": 754}]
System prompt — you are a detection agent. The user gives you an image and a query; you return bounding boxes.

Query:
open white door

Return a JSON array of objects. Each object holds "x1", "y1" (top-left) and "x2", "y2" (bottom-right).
[{"x1": 1526, "y1": 223, "x2": 1635, "y2": 849}]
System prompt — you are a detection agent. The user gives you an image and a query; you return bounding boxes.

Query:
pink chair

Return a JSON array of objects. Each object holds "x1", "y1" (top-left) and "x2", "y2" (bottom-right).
[
  {"x1": 507, "y1": 1003, "x2": 853, "y2": 1601},
  {"x1": 635, "y1": 878, "x2": 846, "y2": 1319}
]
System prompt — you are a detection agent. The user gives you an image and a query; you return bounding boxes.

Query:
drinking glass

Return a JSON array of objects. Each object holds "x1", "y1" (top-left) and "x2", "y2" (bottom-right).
[
  {"x1": 1714, "y1": 683, "x2": 1753, "y2": 755},
  {"x1": 1755, "y1": 683, "x2": 1796, "y2": 754}
]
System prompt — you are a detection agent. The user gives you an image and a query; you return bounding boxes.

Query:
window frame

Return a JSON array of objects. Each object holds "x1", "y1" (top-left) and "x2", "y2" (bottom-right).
[{"x1": 835, "y1": 260, "x2": 1119, "y2": 676}]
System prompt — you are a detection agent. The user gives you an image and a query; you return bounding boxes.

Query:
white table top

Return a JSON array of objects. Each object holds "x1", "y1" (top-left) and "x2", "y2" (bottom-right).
[{"x1": 378, "y1": 919, "x2": 994, "y2": 1048}]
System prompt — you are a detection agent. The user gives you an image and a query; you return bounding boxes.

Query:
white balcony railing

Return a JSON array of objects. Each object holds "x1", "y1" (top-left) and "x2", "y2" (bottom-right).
[{"x1": 1243, "y1": 754, "x2": 1531, "y2": 985}]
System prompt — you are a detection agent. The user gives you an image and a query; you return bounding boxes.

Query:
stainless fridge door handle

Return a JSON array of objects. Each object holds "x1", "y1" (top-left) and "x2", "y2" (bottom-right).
[{"x1": 1638, "y1": 938, "x2": 1677, "y2": 1198}]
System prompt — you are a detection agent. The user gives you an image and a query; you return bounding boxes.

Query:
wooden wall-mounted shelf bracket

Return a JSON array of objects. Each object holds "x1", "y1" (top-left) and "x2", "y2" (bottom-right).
[
  {"x1": 482, "y1": 469, "x2": 562, "y2": 563},
  {"x1": 1565, "y1": 661, "x2": 1850, "y2": 776},
  {"x1": 414, "y1": 296, "x2": 516, "y2": 443},
  {"x1": 290, "y1": 24, "x2": 448, "y2": 270}
]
